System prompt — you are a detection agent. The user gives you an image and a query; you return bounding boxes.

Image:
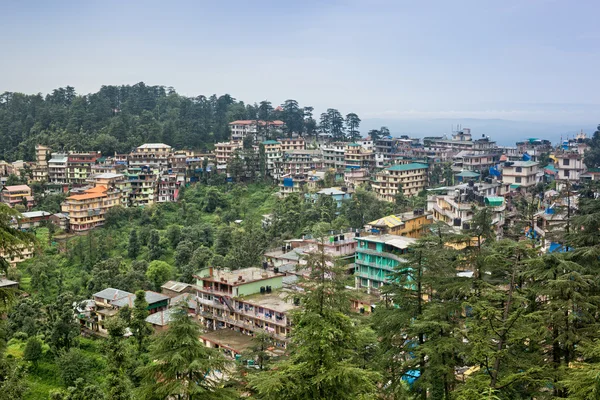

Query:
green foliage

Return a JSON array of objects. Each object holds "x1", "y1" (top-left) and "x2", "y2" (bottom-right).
[
  {"x1": 137, "y1": 305, "x2": 235, "y2": 399},
  {"x1": 130, "y1": 290, "x2": 152, "y2": 353},
  {"x1": 146, "y1": 261, "x2": 173, "y2": 291},
  {"x1": 23, "y1": 336, "x2": 43, "y2": 367},
  {"x1": 56, "y1": 348, "x2": 96, "y2": 387}
]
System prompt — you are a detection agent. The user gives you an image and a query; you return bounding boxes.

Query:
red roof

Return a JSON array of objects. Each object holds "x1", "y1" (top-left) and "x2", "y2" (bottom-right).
[{"x1": 2, "y1": 185, "x2": 30, "y2": 192}]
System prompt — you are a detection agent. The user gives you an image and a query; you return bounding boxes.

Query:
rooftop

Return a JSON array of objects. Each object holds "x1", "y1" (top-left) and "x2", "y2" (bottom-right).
[
  {"x1": 242, "y1": 290, "x2": 298, "y2": 313},
  {"x1": 2, "y1": 185, "x2": 30, "y2": 192},
  {"x1": 137, "y1": 143, "x2": 172, "y2": 149},
  {"x1": 161, "y1": 280, "x2": 192, "y2": 293},
  {"x1": 506, "y1": 161, "x2": 539, "y2": 167},
  {"x1": 367, "y1": 214, "x2": 403, "y2": 229},
  {"x1": 20, "y1": 211, "x2": 51, "y2": 219},
  {"x1": 0, "y1": 277, "x2": 18, "y2": 288},
  {"x1": 94, "y1": 173, "x2": 125, "y2": 179},
  {"x1": 261, "y1": 140, "x2": 281, "y2": 145},
  {"x1": 93, "y1": 288, "x2": 133, "y2": 302},
  {"x1": 196, "y1": 267, "x2": 284, "y2": 286},
  {"x1": 145, "y1": 308, "x2": 177, "y2": 326},
  {"x1": 386, "y1": 163, "x2": 429, "y2": 172},
  {"x1": 357, "y1": 234, "x2": 417, "y2": 250},
  {"x1": 200, "y1": 329, "x2": 257, "y2": 353},
  {"x1": 229, "y1": 119, "x2": 284, "y2": 126},
  {"x1": 111, "y1": 291, "x2": 170, "y2": 308},
  {"x1": 317, "y1": 188, "x2": 346, "y2": 196}
]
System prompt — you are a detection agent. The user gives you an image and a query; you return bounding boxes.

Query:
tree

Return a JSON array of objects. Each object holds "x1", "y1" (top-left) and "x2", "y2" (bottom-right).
[
  {"x1": 303, "y1": 106, "x2": 318, "y2": 138},
  {"x1": 146, "y1": 261, "x2": 173, "y2": 291},
  {"x1": 166, "y1": 225, "x2": 182, "y2": 249},
  {"x1": 368, "y1": 129, "x2": 381, "y2": 141},
  {"x1": 584, "y1": 124, "x2": 600, "y2": 168},
  {"x1": 147, "y1": 229, "x2": 162, "y2": 261},
  {"x1": 345, "y1": 113, "x2": 361, "y2": 142},
  {"x1": 250, "y1": 225, "x2": 380, "y2": 399},
  {"x1": 137, "y1": 305, "x2": 234, "y2": 400},
  {"x1": 23, "y1": 336, "x2": 43, "y2": 369},
  {"x1": 48, "y1": 292, "x2": 80, "y2": 353},
  {"x1": 228, "y1": 221, "x2": 268, "y2": 270},
  {"x1": 56, "y1": 348, "x2": 94, "y2": 387},
  {"x1": 130, "y1": 289, "x2": 152, "y2": 353},
  {"x1": 326, "y1": 108, "x2": 345, "y2": 140},
  {"x1": 127, "y1": 229, "x2": 139, "y2": 259},
  {"x1": 281, "y1": 99, "x2": 303, "y2": 136}
]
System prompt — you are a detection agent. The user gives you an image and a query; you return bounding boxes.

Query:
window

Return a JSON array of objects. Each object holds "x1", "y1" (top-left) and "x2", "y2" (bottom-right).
[
  {"x1": 564, "y1": 170, "x2": 570, "y2": 178},
  {"x1": 515, "y1": 167, "x2": 522, "y2": 173},
  {"x1": 515, "y1": 177, "x2": 522, "y2": 183},
  {"x1": 563, "y1": 159, "x2": 570, "y2": 166}
]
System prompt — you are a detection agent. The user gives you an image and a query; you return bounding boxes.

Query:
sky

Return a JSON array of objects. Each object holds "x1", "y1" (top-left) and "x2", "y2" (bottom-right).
[{"x1": 2, "y1": 0, "x2": 600, "y2": 143}]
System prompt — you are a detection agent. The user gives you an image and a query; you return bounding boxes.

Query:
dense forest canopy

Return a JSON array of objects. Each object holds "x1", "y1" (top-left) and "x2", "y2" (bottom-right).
[{"x1": 0, "y1": 83, "x2": 342, "y2": 161}]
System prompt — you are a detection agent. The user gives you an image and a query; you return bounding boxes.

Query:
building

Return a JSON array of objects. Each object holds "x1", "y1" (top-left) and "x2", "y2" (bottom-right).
[
  {"x1": 321, "y1": 142, "x2": 346, "y2": 170},
  {"x1": 281, "y1": 150, "x2": 322, "y2": 175},
  {"x1": 90, "y1": 173, "x2": 131, "y2": 207},
  {"x1": 1, "y1": 185, "x2": 33, "y2": 209},
  {"x1": 344, "y1": 168, "x2": 370, "y2": 189},
  {"x1": 501, "y1": 161, "x2": 541, "y2": 188},
  {"x1": 354, "y1": 234, "x2": 416, "y2": 292},
  {"x1": 128, "y1": 143, "x2": 172, "y2": 169},
  {"x1": 427, "y1": 182, "x2": 508, "y2": 235},
  {"x1": 344, "y1": 143, "x2": 375, "y2": 170},
  {"x1": 50, "y1": 213, "x2": 70, "y2": 231},
  {"x1": 33, "y1": 145, "x2": 51, "y2": 182},
  {"x1": 278, "y1": 174, "x2": 308, "y2": 197},
  {"x1": 157, "y1": 173, "x2": 181, "y2": 203},
  {"x1": 48, "y1": 154, "x2": 69, "y2": 186},
  {"x1": 372, "y1": 163, "x2": 429, "y2": 201},
  {"x1": 554, "y1": 150, "x2": 586, "y2": 185},
  {"x1": 128, "y1": 166, "x2": 158, "y2": 207},
  {"x1": 229, "y1": 120, "x2": 284, "y2": 142},
  {"x1": 67, "y1": 152, "x2": 101, "y2": 185},
  {"x1": 160, "y1": 281, "x2": 194, "y2": 298},
  {"x1": 261, "y1": 140, "x2": 283, "y2": 178},
  {"x1": 214, "y1": 141, "x2": 242, "y2": 171},
  {"x1": 364, "y1": 210, "x2": 431, "y2": 238},
  {"x1": 16, "y1": 211, "x2": 52, "y2": 229},
  {"x1": 0, "y1": 276, "x2": 19, "y2": 290},
  {"x1": 195, "y1": 267, "x2": 295, "y2": 348},
  {"x1": 61, "y1": 185, "x2": 122, "y2": 232},
  {"x1": 307, "y1": 188, "x2": 351, "y2": 208},
  {"x1": 0, "y1": 244, "x2": 34, "y2": 267},
  {"x1": 279, "y1": 138, "x2": 305, "y2": 152}
]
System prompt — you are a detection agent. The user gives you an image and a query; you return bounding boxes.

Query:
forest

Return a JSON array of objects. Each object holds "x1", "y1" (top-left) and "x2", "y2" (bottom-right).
[{"x1": 0, "y1": 83, "x2": 372, "y2": 162}]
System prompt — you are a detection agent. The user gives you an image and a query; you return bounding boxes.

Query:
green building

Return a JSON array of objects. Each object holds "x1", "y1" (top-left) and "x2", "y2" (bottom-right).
[{"x1": 355, "y1": 234, "x2": 416, "y2": 292}]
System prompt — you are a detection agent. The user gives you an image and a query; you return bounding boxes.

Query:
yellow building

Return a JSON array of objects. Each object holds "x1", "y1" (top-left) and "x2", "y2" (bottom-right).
[
  {"x1": 373, "y1": 163, "x2": 428, "y2": 201},
  {"x1": 0, "y1": 244, "x2": 34, "y2": 267},
  {"x1": 344, "y1": 143, "x2": 374, "y2": 169},
  {"x1": 33, "y1": 144, "x2": 51, "y2": 182},
  {"x1": 61, "y1": 185, "x2": 122, "y2": 232},
  {"x1": 1, "y1": 185, "x2": 33, "y2": 208},
  {"x1": 365, "y1": 210, "x2": 432, "y2": 238}
]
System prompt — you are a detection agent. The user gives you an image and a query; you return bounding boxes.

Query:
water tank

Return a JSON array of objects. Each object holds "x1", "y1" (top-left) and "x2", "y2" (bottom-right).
[{"x1": 260, "y1": 287, "x2": 266, "y2": 294}]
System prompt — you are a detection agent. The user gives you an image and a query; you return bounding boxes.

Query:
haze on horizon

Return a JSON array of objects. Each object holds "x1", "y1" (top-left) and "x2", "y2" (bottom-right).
[{"x1": 2, "y1": 0, "x2": 600, "y2": 140}]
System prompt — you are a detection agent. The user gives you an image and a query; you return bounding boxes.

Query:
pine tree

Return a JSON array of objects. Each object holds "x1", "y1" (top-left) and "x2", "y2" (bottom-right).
[
  {"x1": 127, "y1": 229, "x2": 139, "y2": 259},
  {"x1": 137, "y1": 305, "x2": 234, "y2": 399},
  {"x1": 130, "y1": 290, "x2": 152, "y2": 353},
  {"x1": 250, "y1": 226, "x2": 379, "y2": 399}
]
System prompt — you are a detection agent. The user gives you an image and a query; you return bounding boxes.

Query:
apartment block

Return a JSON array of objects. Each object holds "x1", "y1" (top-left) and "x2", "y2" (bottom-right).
[
  {"x1": 215, "y1": 141, "x2": 242, "y2": 171},
  {"x1": 61, "y1": 185, "x2": 122, "y2": 232},
  {"x1": 229, "y1": 120, "x2": 284, "y2": 142},
  {"x1": 128, "y1": 166, "x2": 159, "y2": 207},
  {"x1": 554, "y1": 150, "x2": 586, "y2": 184},
  {"x1": 321, "y1": 142, "x2": 346, "y2": 169},
  {"x1": 373, "y1": 163, "x2": 428, "y2": 201},
  {"x1": 279, "y1": 138, "x2": 305, "y2": 152},
  {"x1": 48, "y1": 154, "x2": 69, "y2": 186},
  {"x1": 33, "y1": 144, "x2": 51, "y2": 182},
  {"x1": 128, "y1": 143, "x2": 172, "y2": 169},
  {"x1": 195, "y1": 267, "x2": 296, "y2": 349},
  {"x1": 345, "y1": 143, "x2": 375, "y2": 169},
  {"x1": 281, "y1": 150, "x2": 322, "y2": 175},
  {"x1": 365, "y1": 210, "x2": 431, "y2": 238},
  {"x1": 1, "y1": 185, "x2": 33, "y2": 209},
  {"x1": 67, "y1": 152, "x2": 101, "y2": 185},
  {"x1": 261, "y1": 140, "x2": 283, "y2": 178},
  {"x1": 354, "y1": 234, "x2": 416, "y2": 292},
  {"x1": 501, "y1": 160, "x2": 541, "y2": 188}
]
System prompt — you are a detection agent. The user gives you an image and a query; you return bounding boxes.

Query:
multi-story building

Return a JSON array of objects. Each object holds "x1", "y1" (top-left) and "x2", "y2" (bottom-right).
[
  {"x1": 157, "y1": 173, "x2": 181, "y2": 203},
  {"x1": 128, "y1": 166, "x2": 158, "y2": 207},
  {"x1": 0, "y1": 244, "x2": 34, "y2": 267},
  {"x1": 16, "y1": 211, "x2": 52, "y2": 229},
  {"x1": 461, "y1": 153, "x2": 500, "y2": 172},
  {"x1": 33, "y1": 144, "x2": 51, "y2": 182},
  {"x1": 281, "y1": 150, "x2": 322, "y2": 175},
  {"x1": 280, "y1": 138, "x2": 305, "y2": 152},
  {"x1": 229, "y1": 120, "x2": 284, "y2": 142},
  {"x1": 128, "y1": 143, "x2": 172, "y2": 169},
  {"x1": 1, "y1": 185, "x2": 33, "y2": 208},
  {"x1": 344, "y1": 168, "x2": 370, "y2": 189},
  {"x1": 354, "y1": 234, "x2": 416, "y2": 292},
  {"x1": 48, "y1": 154, "x2": 69, "y2": 186},
  {"x1": 89, "y1": 173, "x2": 131, "y2": 207},
  {"x1": 554, "y1": 150, "x2": 586, "y2": 185},
  {"x1": 427, "y1": 182, "x2": 508, "y2": 236},
  {"x1": 278, "y1": 174, "x2": 308, "y2": 197},
  {"x1": 364, "y1": 210, "x2": 432, "y2": 238},
  {"x1": 261, "y1": 140, "x2": 283, "y2": 178},
  {"x1": 195, "y1": 267, "x2": 296, "y2": 349},
  {"x1": 67, "y1": 152, "x2": 101, "y2": 185},
  {"x1": 372, "y1": 163, "x2": 428, "y2": 201},
  {"x1": 344, "y1": 143, "x2": 375, "y2": 170},
  {"x1": 61, "y1": 185, "x2": 122, "y2": 232},
  {"x1": 215, "y1": 141, "x2": 242, "y2": 171},
  {"x1": 321, "y1": 142, "x2": 346, "y2": 169},
  {"x1": 501, "y1": 161, "x2": 541, "y2": 188}
]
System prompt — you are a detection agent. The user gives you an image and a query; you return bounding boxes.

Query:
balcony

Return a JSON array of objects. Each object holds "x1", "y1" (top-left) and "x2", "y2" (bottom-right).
[{"x1": 200, "y1": 312, "x2": 288, "y2": 342}]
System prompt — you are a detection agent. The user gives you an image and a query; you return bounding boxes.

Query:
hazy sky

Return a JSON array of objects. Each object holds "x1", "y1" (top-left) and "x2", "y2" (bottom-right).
[{"x1": 2, "y1": 0, "x2": 600, "y2": 126}]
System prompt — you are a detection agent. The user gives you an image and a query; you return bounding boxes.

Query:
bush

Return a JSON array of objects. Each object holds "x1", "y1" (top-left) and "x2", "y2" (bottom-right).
[{"x1": 56, "y1": 348, "x2": 94, "y2": 387}]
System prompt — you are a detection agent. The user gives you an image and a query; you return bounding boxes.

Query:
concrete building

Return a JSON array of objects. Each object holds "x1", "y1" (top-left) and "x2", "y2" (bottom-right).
[
  {"x1": 67, "y1": 152, "x2": 101, "y2": 185},
  {"x1": 229, "y1": 120, "x2": 284, "y2": 142},
  {"x1": 281, "y1": 150, "x2": 322, "y2": 175},
  {"x1": 364, "y1": 210, "x2": 431, "y2": 238},
  {"x1": 501, "y1": 161, "x2": 541, "y2": 188},
  {"x1": 280, "y1": 138, "x2": 305, "y2": 152},
  {"x1": 344, "y1": 143, "x2": 375, "y2": 170},
  {"x1": 16, "y1": 211, "x2": 52, "y2": 229},
  {"x1": 48, "y1": 154, "x2": 69, "y2": 186},
  {"x1": 194, "y1": 267, "x2": 296, "y2": 348},
  {"x1": 33, "y1": 145, "x2": 51, "y2": 182},
  {"x1": 214, "y1": 141, "x2": 242, "y2": 171},
  {"x1": 128, "y1": 166, "x2": 158, "y2": 207},
  {"x1": 321, "y1": 142, "x2": 346, "y2": 170},
  {"x1": 373, "y1": 163, "x2": 429, "y2": 201},
  {"x1": 129, "y1": 143, "x2": 172, "y2": 169},
  {"x1": 61, "y1": 185, "x2": 122, "y2": 232},
  {"x1": 554, "y1": 150, "x2": 586, "y2": 185},
  {"x1": 261, "y1": 140, "x2": 283, "y2": 178},
  {"x1": 1, "y1": 185, "x2": 33, "y2": 209},
  {"x1": 0, "y1": 244, "x2": 34, "y2": 267},
  {"x1": 354, "y1": 234, "x2": 416, "y2": 292}
]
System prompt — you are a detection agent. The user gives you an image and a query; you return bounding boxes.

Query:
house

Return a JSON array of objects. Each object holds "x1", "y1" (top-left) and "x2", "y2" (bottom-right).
[
  {"x1": 354, "y1": 234, "x2": 416, "y2": 292},
  {"x1": 194, "y1": 267, "x2": 295, "y2": 348},
  {"x1": 0, "y1": 244, "x2": 34, "y2": 267},
  {"x1": 50, "y1": 213, "x2": 70, "y2": 231},
  {"x1": 145, "y1": 308, "x2": 178, "y2": 332},
  {"x1": 229, "y1": 120, "x2": 284, "y2": 142},
  {"x1": 279, "y1": 138, "x2": 305, "y2": 152},
  {"x1": 365, "y1": 210, "x2": 431, "y2": 238},
  {"x1": 161, "y1": 281, "x2": 194, "y2": 298},
  {"x1": 310, "y1": 188, "x2": 351, "y2": 208},
  {"x1": 501, "y1": 161, "x2": 541, "y2": 188},
  {"x1": 17, "y1": 211, "x2": 52, "y2": 229},
  {"x1": 1, "y1": 185, "x2": 33, "y2": 209},
  {"x1": 554, "y1": 150, "x2": 586, "y2": 186},
  {"x1": 372, "y1": 163, "x2": 429, "y2": 201},
  {"x1": 214, "y1": 141, "x2": 242, "y2": 171},
  {"x1": 0, "y1": 276, "x2": 19, "y2": 290},
  {"x1": 344, "y1": 143, "x2": 375, "y2": 170}
]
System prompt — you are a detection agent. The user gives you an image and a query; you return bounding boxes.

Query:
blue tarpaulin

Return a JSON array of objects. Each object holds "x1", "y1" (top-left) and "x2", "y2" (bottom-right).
[
  {"x1": 489, "y1": 166, "x2": 501, "y2": 177},
  {"x1": 523, "y1": 153, "x2": 531, "y2": 161},
  {"x1": 283, "y1": 178, "x2": 294, "y2": 187}
]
